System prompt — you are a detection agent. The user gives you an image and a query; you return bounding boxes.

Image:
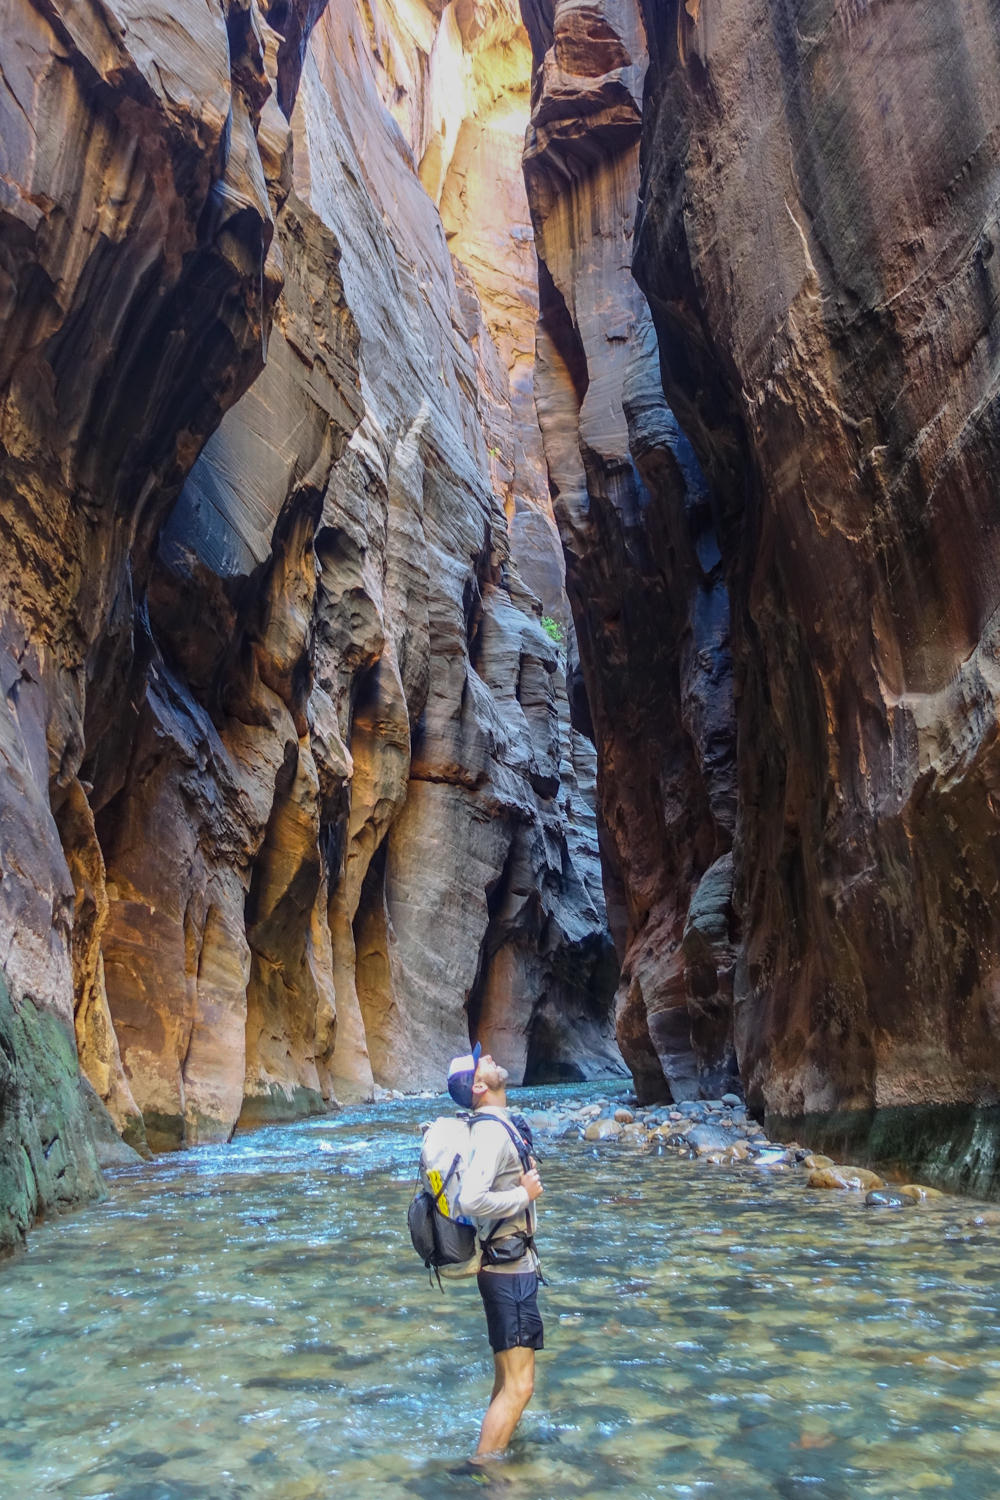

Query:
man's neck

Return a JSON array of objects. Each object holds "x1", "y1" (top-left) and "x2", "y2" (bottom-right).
[{"x1": 476, "y1": 1090, "x2": 507, "y2": 1111}]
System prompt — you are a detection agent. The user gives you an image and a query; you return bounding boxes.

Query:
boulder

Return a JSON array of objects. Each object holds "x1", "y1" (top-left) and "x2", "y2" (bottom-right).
[{"x1": 808, "y1": 1167, "x2": 886, "y2": 1192}]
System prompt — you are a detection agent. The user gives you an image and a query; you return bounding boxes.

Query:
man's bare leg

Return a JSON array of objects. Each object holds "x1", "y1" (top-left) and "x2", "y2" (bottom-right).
[{"x1": 474, "y1": 1347, "x2": 535, "y2": 1458}]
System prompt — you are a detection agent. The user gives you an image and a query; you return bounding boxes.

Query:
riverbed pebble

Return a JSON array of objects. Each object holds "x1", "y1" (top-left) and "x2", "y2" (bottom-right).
[
  {"x1": 899, "y1": 1184, "x2": 946, "y2": 1203},
  {"x1": 808, "y1": 1166, "x2": 886, "y2": 1191},
  {"x1": 688, "y1": 1124, "x2": 735, "y2": 1155},
  {"x1": 750, "y1": 1145, "x2": 791, "y2": 1165},
  {"x1": 865, "y1": 1189, "x2": 913, "y2": 1208}
]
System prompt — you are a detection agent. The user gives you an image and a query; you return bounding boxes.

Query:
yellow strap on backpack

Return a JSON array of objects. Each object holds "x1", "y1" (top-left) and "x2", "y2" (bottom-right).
[{"x1": 427, "y1": 1167, "x2": 451, "y2": 1216}]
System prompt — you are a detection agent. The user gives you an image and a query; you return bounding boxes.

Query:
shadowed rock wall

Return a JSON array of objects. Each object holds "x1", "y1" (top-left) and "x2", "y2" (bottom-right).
[
  {"x1": 634, "y1": 0, "x2": 1000, "y2": 1162},
  {"x1": 520, "y1": 0, "x2": 738, "y2": 1103},
  {"x1": 0, "y1": 0, "x2": 620, "y2": 1248},
  {"x1": 522, "y1": 0, "x2": 1000, "y2": 1188}
]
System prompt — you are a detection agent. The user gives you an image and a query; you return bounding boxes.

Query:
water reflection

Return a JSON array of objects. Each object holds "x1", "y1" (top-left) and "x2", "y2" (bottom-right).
[{"x1": 1, "y1": 1085, "x2": 999, "y2": 1498}]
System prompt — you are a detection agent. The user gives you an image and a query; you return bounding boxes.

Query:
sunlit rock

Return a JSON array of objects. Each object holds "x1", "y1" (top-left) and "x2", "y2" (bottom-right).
[
  {"x1": 808, "y1": 1167, "x2": 886, "y2": 1192},
  {"x1": 0, "y1": 0, "x2": 621, "y2": 1231}
]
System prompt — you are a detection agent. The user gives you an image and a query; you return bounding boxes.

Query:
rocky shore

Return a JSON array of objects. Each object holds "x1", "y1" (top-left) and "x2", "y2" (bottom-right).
[{"x1": 519, "y1": 1095, "x2": 1000, "y2": 1220}]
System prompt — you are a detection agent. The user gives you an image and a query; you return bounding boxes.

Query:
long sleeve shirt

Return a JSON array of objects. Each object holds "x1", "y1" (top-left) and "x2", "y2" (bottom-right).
[{"x1": 457, "y1": 1106, "x2": 537, "y2": 1276}]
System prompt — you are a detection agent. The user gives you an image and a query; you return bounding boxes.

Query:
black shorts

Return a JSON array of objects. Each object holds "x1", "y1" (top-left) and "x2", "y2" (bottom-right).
[{"x1": 477, "y1": 1270, "x2": 544, "y2": 1353}]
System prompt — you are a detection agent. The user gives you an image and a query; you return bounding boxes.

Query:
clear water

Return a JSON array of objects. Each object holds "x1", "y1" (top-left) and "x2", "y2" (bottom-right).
[{"x1": 3, "y1": 1084, "x2": 1000, "y2": 1499}]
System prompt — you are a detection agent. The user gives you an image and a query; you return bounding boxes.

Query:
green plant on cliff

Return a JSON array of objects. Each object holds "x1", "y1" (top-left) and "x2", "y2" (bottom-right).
[{"x1": 540, "y1": 615, "x2": 565, "y2": 647}]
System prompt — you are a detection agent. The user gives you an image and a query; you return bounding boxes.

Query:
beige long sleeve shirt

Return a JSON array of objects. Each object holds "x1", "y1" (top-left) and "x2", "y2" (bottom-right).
[{"x1": 457, "y1": 1106, "x2": 537, "y2": 1275}]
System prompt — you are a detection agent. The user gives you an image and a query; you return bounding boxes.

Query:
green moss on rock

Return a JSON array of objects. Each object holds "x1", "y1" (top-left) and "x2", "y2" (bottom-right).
[
  {"x1": 767, "y1": 1104, "x2": 1000, "y2": 1201},
  {"x1": 0, "y1": 973, "x2": 105, "y2": 1254}
]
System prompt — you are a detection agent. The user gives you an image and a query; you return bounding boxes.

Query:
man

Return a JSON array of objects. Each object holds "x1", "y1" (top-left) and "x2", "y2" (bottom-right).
[{"x1": 448, "y1": 1043, "x2": 545, "y2": 1460}]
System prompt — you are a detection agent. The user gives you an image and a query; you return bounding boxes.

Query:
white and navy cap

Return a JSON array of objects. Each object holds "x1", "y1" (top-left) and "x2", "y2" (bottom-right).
[{"x1": 447, "y1": 1042, "x2": 482, "y2": 1108}]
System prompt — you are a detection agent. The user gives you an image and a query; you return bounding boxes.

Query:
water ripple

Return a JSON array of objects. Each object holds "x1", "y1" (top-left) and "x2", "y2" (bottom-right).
[{"x1": 2, "y1": 1084, "x2": 1000, "y2": 1498}]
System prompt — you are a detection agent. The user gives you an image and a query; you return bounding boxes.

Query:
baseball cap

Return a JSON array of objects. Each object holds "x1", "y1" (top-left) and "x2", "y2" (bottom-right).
[{"x1": 447, "y1": 1042, "x2": 482, "y2": 1108}]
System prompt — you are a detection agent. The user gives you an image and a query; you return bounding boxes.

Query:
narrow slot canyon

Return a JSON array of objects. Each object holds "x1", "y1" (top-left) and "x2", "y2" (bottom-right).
[{"x1": 3, "y1": 0, "x2": 1000, "y2": 1493}]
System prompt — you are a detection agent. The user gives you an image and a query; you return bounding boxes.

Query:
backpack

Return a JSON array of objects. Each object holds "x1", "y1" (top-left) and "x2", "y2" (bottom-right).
[{"x1": 407, "y1": 1112, "x2": 534, "y2": 1287}]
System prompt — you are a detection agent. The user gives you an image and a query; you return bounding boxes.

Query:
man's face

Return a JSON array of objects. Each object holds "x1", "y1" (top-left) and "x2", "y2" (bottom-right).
[{"x1": 474, "y1": 1054, "x2": 509, "y2": 1092}]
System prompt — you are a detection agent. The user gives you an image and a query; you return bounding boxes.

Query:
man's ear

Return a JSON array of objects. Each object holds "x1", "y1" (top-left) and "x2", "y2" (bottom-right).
[{"x1": 471, "y1": 1077, "x2": 488, "y2": 1098}]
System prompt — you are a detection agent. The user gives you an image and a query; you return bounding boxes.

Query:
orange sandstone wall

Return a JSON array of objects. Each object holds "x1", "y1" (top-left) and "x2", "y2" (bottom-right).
[{"x1": 0, "y1": 0, "x2": 621, "y2": 1248}]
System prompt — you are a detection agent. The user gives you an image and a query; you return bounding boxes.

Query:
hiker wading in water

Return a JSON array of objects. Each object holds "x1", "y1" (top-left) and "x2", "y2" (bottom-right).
[{"x1": 448, "y1": 1045, "x2": 545, "y2": 1460}]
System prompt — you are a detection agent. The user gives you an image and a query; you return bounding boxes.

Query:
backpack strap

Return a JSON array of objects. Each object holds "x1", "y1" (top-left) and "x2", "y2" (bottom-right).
[
  {"x1": 469, "y1": 1113, "x2": 545, "y2": 1274},
  {"x1": 429, "y1": 1152, "x2": 462, "y2": 1213},
  {"x1": 469, "y1": 1112, "x2": 532, "y2": 1173}
]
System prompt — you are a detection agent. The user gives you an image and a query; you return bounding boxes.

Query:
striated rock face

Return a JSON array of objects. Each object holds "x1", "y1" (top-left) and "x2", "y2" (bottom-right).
[
  {"x1": 633, "y1": 0, "x2": 1000, "y2": 1156},
  {"x1": 520, "y1": 0, "x2": 738, "y2": 1102},
  {"x1": 291, "y1": 0, "x2": 621, "y2": 1102},
  {"x1": 1, "y1": 0, "x2": 326, "y2": 1229},
  {"x1": 0, "y1": 0, "x2": 620, "y2": 1245},
  {"x1": 523, "y1": 0, "x2": 1000, "y2": 1191}
]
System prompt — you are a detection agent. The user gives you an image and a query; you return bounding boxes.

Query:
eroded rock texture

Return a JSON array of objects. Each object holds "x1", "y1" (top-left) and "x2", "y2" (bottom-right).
[
  {"x1": 1, "y1": 0, "x2": 319, "y2": 1235},
  {"x1": 291, "y1": 0, "x2": 620, "y2": 1103},
  {"x1": 524, "y1": 0, "x2": 1000, "y2": 1191},
  {"x1": 0, "y1": 0, "x2": 619, "y2": 1246},
  {"x1": 633, "y1": 0, "x2": 1000, "y2": 1176},
  {"x1": 520, "y1": 0, "x2": 738, "y2": 1103}
]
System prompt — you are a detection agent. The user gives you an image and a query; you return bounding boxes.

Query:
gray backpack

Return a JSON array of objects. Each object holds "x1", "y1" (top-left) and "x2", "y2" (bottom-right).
[{"x1": 407, "y1": 1113, "x2": 533, "y2": 1287}]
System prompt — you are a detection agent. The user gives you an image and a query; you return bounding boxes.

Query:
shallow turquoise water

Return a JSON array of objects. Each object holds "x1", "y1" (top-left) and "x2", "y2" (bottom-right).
[{"x1": 2, "y1": 1084, "x2": 1000, "y2": 1499}]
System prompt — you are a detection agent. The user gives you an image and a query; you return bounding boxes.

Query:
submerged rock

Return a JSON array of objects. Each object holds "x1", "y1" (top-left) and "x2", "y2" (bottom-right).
[
  {"x1": 750, "y1": 1146, "x2": 791, "y2": 1166},
  {"x1": 899, "y1": 1185, "x2": 947, "y2": 1204}
]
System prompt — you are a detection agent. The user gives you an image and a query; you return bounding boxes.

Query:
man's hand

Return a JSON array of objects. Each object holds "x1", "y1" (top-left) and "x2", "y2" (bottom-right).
[{"x1": 520, "y1": 1168, "x2": 543, "y2": 1201}]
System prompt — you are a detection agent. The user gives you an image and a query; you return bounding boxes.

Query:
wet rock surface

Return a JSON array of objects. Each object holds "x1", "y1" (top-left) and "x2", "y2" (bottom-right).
[{"x1": 522, "y1": 1092, "x2": 957, "y2": 1219}]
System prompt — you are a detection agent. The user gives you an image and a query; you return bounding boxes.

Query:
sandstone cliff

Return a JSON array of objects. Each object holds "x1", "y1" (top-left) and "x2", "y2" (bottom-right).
[
  {"x1": 633, "y1": 0, "x2": 1000, "y2": 1185},
  {"x1": 520, "y1": 0, "x2": 738, "y2": 1104},
  {"x1": 0, "y1": 0, "x2": 620, "y2": 1248},
  {"x1": 523, "y1": 0, "x2": 1000, "y2": 1192}
]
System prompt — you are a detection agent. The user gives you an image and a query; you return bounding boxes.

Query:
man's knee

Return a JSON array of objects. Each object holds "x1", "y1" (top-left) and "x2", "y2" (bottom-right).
[{"x1": 500, "y1": 1352, "x2": 534, "y2": 1405}]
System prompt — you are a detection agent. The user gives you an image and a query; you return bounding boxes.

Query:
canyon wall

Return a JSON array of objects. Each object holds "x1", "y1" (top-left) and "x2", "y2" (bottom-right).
[
  {"x1": 523, "y1": 0, "x2": 1000, "y2": 1191},
  {"x1": 520, "y1": 0, "x2": 738, "y2": 1104},
  {"x1": 634, "y1": 0, "x2": 1000, "y2": 1189},
  {"x1": 0, "y1": 0, "x2": 620, "y2": 1249}
]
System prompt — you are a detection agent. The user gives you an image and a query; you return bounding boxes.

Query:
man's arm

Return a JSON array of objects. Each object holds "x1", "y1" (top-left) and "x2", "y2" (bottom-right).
[{"x1": 458, "y1": 1127, "x2": 530, "y2": 1221}]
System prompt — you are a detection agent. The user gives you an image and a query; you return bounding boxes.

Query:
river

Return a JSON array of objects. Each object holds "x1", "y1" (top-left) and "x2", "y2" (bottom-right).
[{"x1": 2, "y1": 1084, "x2": 999, "y2": 1498}]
